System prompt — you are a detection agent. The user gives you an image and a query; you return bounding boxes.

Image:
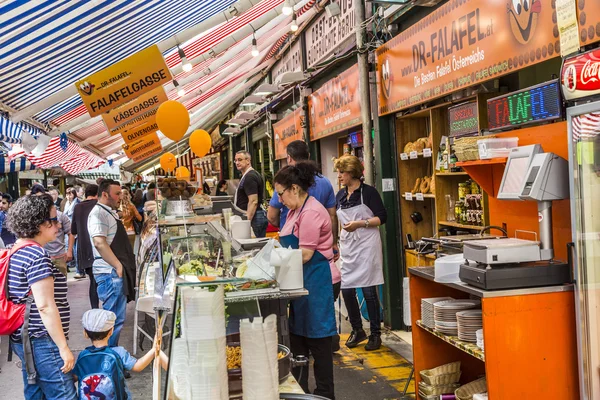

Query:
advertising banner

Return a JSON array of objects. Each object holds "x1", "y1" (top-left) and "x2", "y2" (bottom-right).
[
  {"x1": 376, "y1": 0, "x2": 566, "y2": 115},
  {"x1": 123, "y1": 132, "x2": 162, "y2": 163},
  {"x1": 562, "y1": 48, "x2": 600, "y2": 101},
  {"x1": 75, "y1": 45, "x2": 171, "y2": 117},
  {"x1": 103, "y1": 86, "x2": 168, "y2": 136},
  {"x1": 273, "y1": 109, "x2": 303, "y2": 160},
  {"x1": 308, "y1": 65, "x2": 361, "y2": 141}
]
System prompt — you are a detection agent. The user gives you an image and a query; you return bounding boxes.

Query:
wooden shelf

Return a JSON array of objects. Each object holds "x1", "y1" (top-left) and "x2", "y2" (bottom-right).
[
  {"x1": 416, "y1": 320, "x2": 485, "y2": 362},
  {"x1": 399, "y1": 151, "x2": 433, "y2": 161},
  {"x1": 402, "y1": 193, "x2": 435, "y2": 200},
  {"x1": 439, "y1": 221, "x2": 483, "y2": 230},
  {"x1": 455, "y1": 157, "x2": 507, "y2": 167},
  {"x1": 435, "y1": 171, "x2": 469, "y2": 176}
]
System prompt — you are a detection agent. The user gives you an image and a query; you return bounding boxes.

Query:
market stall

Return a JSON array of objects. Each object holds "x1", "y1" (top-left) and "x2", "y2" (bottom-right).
[{"x1": 133, "y1": 191, "x2": 311, "y2": 399}]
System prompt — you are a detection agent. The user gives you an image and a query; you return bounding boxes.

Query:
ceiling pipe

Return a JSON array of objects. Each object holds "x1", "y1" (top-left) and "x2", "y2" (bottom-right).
[{"x1": 10, "y1": 0, "x2": 267, "y2": 123}]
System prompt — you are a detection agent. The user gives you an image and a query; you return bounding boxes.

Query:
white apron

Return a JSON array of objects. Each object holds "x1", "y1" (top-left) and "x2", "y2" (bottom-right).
[{"x1": 336, "y1": 185, "x2": 384, "y2": 289}]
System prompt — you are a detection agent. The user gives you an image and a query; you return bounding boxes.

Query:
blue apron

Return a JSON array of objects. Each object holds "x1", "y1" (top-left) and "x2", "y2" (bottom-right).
[{"x1": 279, "y1": 197, "x2": 337, "y2": 339}]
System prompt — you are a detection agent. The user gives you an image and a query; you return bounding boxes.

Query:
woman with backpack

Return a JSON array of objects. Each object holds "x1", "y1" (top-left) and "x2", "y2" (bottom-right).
[{"x1": 6, "y1": 194, "x2": 76, "y2": 399}]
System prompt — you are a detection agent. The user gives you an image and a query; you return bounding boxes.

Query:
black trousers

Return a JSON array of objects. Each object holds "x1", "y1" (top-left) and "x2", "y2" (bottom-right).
[
  {"x1": 290, "y1": 333, "x2": 335, "y2": 399},
  {"x1": 86, "y1": 267, "x2": 99, "y2": 309},
  {"x1": 342, "y1": 286, "x2": 381, "y2": 336}
]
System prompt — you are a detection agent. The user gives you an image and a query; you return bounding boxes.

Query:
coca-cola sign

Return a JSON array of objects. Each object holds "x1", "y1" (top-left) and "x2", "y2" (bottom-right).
[{"x1": 562, "y1": 49, "x2": 600, "y2": 101}]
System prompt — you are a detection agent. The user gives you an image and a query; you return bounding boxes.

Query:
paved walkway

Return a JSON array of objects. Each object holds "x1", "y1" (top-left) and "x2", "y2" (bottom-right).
[{"x1": 0, "y1": 273, "x2": 415, "y2": 399}]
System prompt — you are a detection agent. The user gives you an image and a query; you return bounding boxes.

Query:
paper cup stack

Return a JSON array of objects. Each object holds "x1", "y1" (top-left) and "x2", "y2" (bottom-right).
[
  {"x1": 240, "y1": 314, "x2": 279, "y2": 400},
  {"x1": 169, "y1": 286, "x2": 229, "y2": 400}
]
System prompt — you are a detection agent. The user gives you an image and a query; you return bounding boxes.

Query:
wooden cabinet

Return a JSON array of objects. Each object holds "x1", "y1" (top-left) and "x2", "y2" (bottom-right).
[{"x1": 395, "y1": 95, "x2": 493, "y2": 268}]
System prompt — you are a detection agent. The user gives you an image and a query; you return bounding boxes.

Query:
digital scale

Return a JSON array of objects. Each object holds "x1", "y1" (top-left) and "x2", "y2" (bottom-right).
[{"x1": 459, "y1": 145, "x2": 572, "y2": 290}]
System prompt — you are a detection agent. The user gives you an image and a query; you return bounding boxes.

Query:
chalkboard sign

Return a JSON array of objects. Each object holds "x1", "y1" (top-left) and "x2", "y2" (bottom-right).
[
  {"x1": 448, "y1": 102, "x2": 479, "y2": 137},
  {"x1": 487, "y1": 80, "x2": 562, "y2": 132}
]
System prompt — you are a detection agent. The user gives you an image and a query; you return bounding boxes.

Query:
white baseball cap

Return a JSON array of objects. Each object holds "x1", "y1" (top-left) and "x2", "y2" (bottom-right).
[{"x1": 82, "y1": 309, "x2": 116, "y2": 332}]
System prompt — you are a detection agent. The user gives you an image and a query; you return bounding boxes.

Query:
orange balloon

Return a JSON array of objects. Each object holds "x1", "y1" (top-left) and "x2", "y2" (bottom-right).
[
  {"x1": 156, "y1": 100, "x2": 190, "y2": 142},
  {"x1": 160, "y1": 152, "x2": 177, "y2": 172},
  {"x1": 175, "y1": 166, "x2": 190, "y2": 180},
  {"x1": 189, "y1": 129, "x2": 212, "y2": 158}
]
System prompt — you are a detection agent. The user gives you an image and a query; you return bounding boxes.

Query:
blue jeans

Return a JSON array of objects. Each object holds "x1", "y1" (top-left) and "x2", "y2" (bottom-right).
[
  {"x1": 11, "y1": 335, "x2": 77, "y2": 400},
  {"x1": 251, "y1": 209, "x2": 268, "y2": 238},
  {"x1": 95, "y1": 270, "x2": 126, "y2": 346}
]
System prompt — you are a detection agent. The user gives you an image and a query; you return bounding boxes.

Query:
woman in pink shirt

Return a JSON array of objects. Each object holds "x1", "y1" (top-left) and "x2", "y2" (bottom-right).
[{"x1": 276, "y1": 161, "x2": 337, "y2": 399}]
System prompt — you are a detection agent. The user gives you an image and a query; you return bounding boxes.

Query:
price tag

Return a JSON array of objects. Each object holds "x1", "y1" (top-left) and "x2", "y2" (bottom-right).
[
  {"x1": 404, "y1": 192, "x2": 413, "y2": 201},
  {"x1": 400, "y1": 153, "x2": 409, "y2": 160},
  {"x1": 416, "y1": 193, "x2": 424, "y2": 201},
  {"x1": 423, "y1": 148, "x2": 432, "y2": 158},
  {"x1": 409, "y1": 151, "x2": 418, "y2": 159}
]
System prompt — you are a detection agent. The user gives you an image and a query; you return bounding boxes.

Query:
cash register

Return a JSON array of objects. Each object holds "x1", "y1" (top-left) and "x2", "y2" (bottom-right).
[{"x1": 459, "y1": 145, "x2": 572, "y2": 290}]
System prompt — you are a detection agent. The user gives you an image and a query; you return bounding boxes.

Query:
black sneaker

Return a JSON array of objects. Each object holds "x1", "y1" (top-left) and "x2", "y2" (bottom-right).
[
  {"x1": 365, "y1": 335, "x2": 382, "y2": 351},
  {"x1": 345, "y1": 329, "x2": 367, "y2": 348},
  {"x1": 332, "y1": 334, "x2": 341, "y2": 353},
  {"x1": 124, "y1": 370, "x2": 131, "y2": 379}
]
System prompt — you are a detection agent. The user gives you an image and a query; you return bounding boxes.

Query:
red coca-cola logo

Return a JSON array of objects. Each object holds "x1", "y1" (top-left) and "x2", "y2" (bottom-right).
[{"x1": 562, "y1": 49, "x2": 600, "y2": 100}]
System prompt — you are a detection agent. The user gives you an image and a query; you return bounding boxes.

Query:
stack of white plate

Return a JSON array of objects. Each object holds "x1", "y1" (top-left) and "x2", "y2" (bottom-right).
[
  {"x1": 476, "y1": 329, "x2": 484, "y2": 351},
  {"x1": 421, "y1": 297, "x2": 453, "y2": 329},
  {"x1": 433, "y1": 299, "x2": 481, "y2": 336},
  {"x1": 457, "y1": 310, "x2": 483, "y2": 342}
]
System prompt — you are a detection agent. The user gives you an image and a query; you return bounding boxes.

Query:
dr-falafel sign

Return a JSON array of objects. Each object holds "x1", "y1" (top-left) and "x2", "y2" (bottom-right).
[
  {"x1": 76, "y1": 45, "x2": 171, "y2": 117},
  {"x1": 376, "y1": 0, "x2": 567, "y2": 116}
]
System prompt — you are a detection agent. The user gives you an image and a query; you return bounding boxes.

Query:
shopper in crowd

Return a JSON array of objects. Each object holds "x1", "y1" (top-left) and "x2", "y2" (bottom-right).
[
  {"x1": 88, "y1": 179, "x2": 136, "y2": 347},
  {"x1": 0, "y1": 193, "x2": 16, "y2": 246},
  {"x1": 335, "y1": 155, "x2": 387, "y2": 351},
  {"x1": 63, "y1": 187, "x2": 80, "y2": 220},
  {"x1": 75, "y1": 185, "x2": 84, "y2": 200},
  {"x1": 144, "y1": 183, "x2": 158, "y2": 215},
  {"x1": 49, "y1": 187, "x2": 63, "y2": 210},
  {"x1": 267, "y1": 140, "x2": 341, "y2": 350},
  {"x1": 233, "y1": 150, "x2": 268, "y2": 238},
  {"x1": 133, "y1": 188, "x2": 145, "y2": 214},
  {"x1": 8, "y1": 194, "x2": 77, "y2": 399},
  {"x1": 215, "y1": 179, "x2": 228, "y2": 196},
  {"x1": 119, "y1": 185, "x2": 142, "y2": 252},
  {"x1": 71, "y1": 184, "x2": 99, "y2": 305},
  {"x1": 275, "y1": 161, "x2": 337, "y2": 399}
]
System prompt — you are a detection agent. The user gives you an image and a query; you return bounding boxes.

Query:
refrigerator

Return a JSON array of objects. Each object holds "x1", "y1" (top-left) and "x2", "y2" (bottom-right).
[{"x1": 567, "y1": 102, "x2": 600, "y2": 400}]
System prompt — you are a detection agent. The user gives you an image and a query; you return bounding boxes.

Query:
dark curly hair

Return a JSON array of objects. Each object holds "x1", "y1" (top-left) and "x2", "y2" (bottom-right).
[
  {"x1": 7, "y1": 194, "x2": 55, "y2": 239},
  {"x1": 274, "y1": 161, "x2": 318, "y2": 193}
]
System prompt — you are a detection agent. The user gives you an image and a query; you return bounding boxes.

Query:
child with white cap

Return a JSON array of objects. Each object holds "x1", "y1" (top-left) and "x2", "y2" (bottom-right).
[{"x1": 72, "y1": 309, "x2": 167, "y2": 400}]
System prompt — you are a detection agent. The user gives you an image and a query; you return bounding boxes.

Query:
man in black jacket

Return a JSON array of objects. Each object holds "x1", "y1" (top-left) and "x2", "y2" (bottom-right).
[{"x1": 71, "y1": 184, "x2": 99, "y2": 308}]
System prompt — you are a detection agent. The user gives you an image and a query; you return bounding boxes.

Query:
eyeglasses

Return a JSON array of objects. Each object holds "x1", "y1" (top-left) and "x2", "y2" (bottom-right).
[
  {"x1": 46, "y1": 217, "x2": 59, "y2": 225},
  {"x1": 277, "y1": 187, "x2": 290, "y2": 197}
]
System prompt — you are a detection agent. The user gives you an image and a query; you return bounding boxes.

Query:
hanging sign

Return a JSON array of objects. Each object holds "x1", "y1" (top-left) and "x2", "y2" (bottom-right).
[
  {"x1": 75, "y1": 45, "x2": 171, "y2": 117},
  {"x1": 561, "y1": 48, "x2": 600, "y2": 101},
  {"x1": 103, "y1": 86, "x2": 168, "y2": 136},
  {"x1": 273, "y1": 109, "x2": 303, "y2": 160},
  {"x1": 556, "y1": 0, "x2": 580, "y2": 56},
  {"x1": 121, "y1": 120, "x2": 159, "y2": 144},
  {"x1": 448, "y1": 102, "x2": 479, "y2": 137},
  {"x1": 305, "y1": 0, "x2": 355, "y2": 68},
  {"x1": 308, "y1": 65, "x2": 361, "y2": 141},
  {"x1": 123, "y1": 132, "x2": 162, "y2": 162},
  {"x1": 376, "y1": 0, "x2": 565, "y2": 115},
  {"x1": 487, "y1": 80, "x2": 562, "y2": 131}
]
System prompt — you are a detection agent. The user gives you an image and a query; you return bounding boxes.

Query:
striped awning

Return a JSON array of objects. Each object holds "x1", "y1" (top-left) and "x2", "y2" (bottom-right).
[
  {"x1": 0, "y1": 114, "x2": 44, "y2": 144},
  {"x1": 78, "y1": 172, "x2": 120, "y2": 181},
  {"x1": 0, "y1": 156, "x2": 36, "y2": 173}
]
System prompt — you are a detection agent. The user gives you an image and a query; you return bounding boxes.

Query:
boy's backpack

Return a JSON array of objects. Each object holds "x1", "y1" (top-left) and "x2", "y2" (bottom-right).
[{"x1": 76, "y1": 346, "x2": 127, "y2": 400}]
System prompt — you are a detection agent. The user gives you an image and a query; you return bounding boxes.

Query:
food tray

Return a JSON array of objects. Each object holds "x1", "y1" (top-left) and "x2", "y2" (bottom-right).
[
  {"x1": 455, "y1": 377, "x2": 487, "y2": 400},
  {"x1": 418, "y1": 381, "x2": 461, "y2": 395}
]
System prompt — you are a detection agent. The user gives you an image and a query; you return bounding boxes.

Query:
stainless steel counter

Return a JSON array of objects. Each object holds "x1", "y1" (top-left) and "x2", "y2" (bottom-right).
[{"x1": 409, "y1": 266, "x2": 574, "y2": 298}]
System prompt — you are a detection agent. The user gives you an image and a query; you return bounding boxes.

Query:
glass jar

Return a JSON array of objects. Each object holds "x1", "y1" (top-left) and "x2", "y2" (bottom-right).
[
  {"x1": 471, "y1": 180, "x2": 480, "y2": 194},
  {"x1": 458, "y1": 182, "x2": 470, "y2": 200}
]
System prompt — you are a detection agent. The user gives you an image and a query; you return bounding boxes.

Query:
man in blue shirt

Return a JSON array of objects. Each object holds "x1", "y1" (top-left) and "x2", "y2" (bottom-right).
[{"x1": 267, "y1": 140, "x2": 338, "y2": 252}]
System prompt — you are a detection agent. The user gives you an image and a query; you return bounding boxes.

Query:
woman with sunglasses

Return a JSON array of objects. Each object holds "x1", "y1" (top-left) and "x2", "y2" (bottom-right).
[
  {"x1": 274, "y1": 161, "x2": 337, "y2": 399},
  {"x1": 7, "y1": 194, "x2": 76, "y2": 399}
]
